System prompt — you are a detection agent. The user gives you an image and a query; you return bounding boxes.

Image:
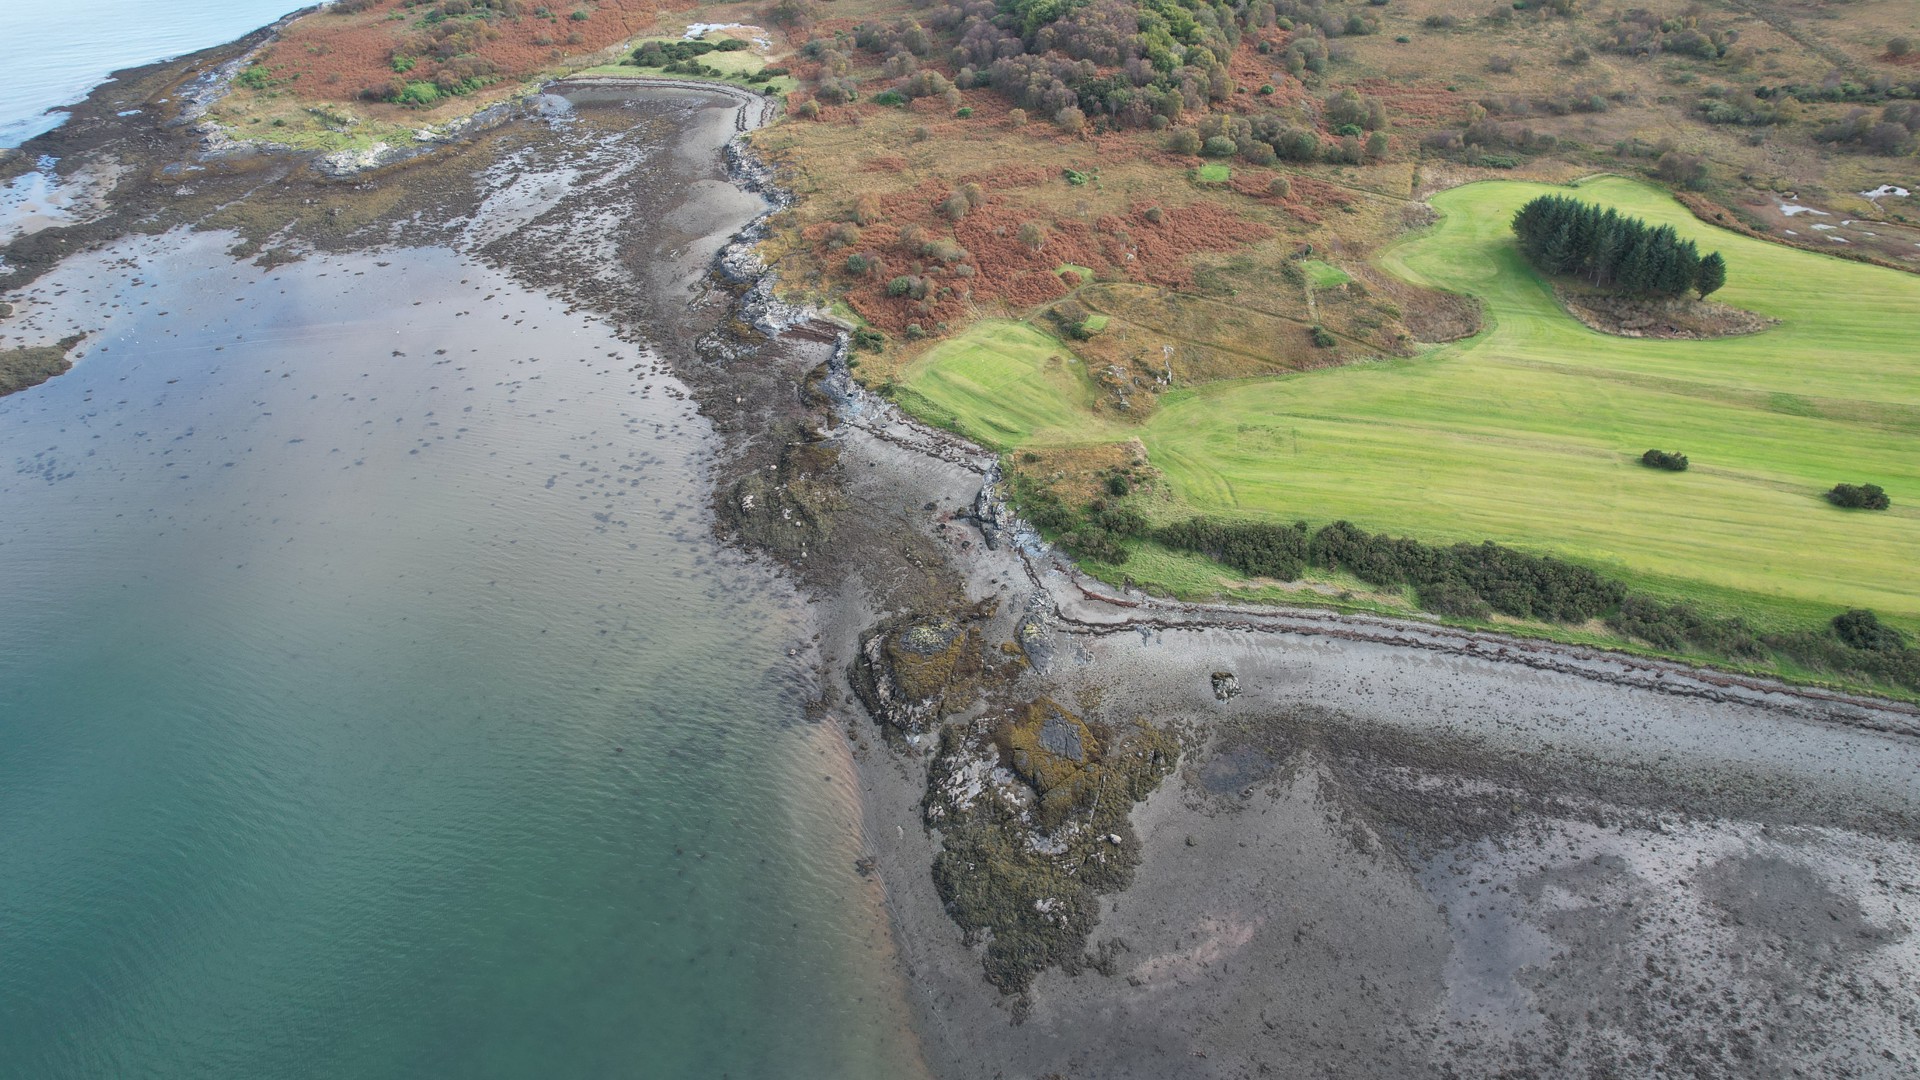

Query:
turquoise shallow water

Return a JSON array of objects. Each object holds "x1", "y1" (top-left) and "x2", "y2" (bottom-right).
[{"x1": 0, "y1": 232, "x2": 924, "y2": 1078}]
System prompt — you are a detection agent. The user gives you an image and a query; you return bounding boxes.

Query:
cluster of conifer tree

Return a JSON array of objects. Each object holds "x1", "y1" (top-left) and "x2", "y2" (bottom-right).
[{"x1": 1512, "y1": 195, "x2": 1727, "y2": 299}]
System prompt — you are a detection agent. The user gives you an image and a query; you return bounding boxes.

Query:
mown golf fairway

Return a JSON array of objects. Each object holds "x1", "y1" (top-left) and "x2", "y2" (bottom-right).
[{"x1": 902, "y1": 177, "x2": 1920, "y2": 628}]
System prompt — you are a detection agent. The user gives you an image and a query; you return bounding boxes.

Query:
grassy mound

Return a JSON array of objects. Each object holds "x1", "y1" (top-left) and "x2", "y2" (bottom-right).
[
  {"x1": 1302, "y1": 259, "x2": 1353, "y2": 288},
  {"x1": 893, "y1": 320, "x2": 1119, "y2": 448}
]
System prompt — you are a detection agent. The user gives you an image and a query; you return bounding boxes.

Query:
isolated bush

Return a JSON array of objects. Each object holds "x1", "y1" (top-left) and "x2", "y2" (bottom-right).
[
  {"x1": 1891, "y1": 37, "x2": 1913, "y2": 59},
  {"x1": 927, "y1": 239, "x2": 969, "y2": 263},
  {"x1": 1834, "y1": 609, "x2": 1909, "y2": 653},
  {"x1": 939, "y1": 192, "x2": 970, "y2": 221},
  {"x1": 1640, "y1": 449, "x2": 1689, "y2": 471},
  {"x1": 825, "y1": 222, "x2": 861, "y2": 249},
  {"x1": 1826, "y1": 483, "x2": 1891, "y2": 510},
  {"x1": 1310, "y1": 325, "x2": 1337, "y2": 347},
  {"x1": 1325, "y1": 89, "x2": 1387, "y2": 131},
  {"x1": 814, "y1": 77, "x2": 858, "y2": 105},
  {"x1": 1267, "y1": 176, "x2": 1292, "y2": 199}
]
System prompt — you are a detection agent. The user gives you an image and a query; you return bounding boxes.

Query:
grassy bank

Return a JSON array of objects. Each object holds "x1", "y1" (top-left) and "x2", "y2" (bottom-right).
[{"x1": 892, "y1": 176, "x2": 1920, "y2": 687}]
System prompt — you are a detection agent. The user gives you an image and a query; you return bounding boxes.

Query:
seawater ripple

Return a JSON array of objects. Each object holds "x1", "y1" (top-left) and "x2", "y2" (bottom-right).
[{"x1": 0, "y1": 232, "x2": 923, "y2": 1078}]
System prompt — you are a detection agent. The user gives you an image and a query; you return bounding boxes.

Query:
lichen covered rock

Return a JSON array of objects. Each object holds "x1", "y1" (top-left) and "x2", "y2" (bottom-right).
[{"x1": 850, "y1": 613, "x2": 985, "y2": 736}]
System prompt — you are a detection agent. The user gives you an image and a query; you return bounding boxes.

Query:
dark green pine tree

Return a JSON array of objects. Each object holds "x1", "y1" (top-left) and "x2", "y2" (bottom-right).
[
  {"x1": 1589, "y1": 211, "x2": 1624, "y2": 286},
  {"x1": 1695, "y1": 251, "x2": 1727, "y2": 298},
  {"x1": 1543, "y1": 221, "x2": 1577, "y2": 274},
  {"x1": 1666, "y1": 242, "x2": 1703, "y2": 299},
  {"x1": 1615, "y1": 236, "x2": 1652, "y2": 295}
]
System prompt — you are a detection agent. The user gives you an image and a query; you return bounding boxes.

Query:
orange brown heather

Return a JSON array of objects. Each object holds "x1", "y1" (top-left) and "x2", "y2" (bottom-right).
[{"x1": 244, "y1": 0, "x2": 679, "y2": 114}]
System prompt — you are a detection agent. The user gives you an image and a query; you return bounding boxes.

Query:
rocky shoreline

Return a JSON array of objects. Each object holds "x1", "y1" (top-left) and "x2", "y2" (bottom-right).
[{"x1": 6, "y1": 41, "x2": 1920, "y2": 1079}]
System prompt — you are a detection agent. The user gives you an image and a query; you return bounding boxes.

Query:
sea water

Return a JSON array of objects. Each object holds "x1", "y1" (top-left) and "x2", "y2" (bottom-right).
[
  {"x1": 0, "y1": 227, "x2": 923, "y2": 1075},
  {"x1": 0, "y1": 0, "x2": 307, "y2": 146}
]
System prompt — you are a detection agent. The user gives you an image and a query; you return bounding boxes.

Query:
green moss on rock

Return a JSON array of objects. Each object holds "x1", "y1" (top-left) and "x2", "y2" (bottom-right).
[
  {"x1": 926, "y1": 700, "x2": 1180, "y2": 996},
  {"x1": 0, "y1": 334, "x2": 83, "y2": 397}
]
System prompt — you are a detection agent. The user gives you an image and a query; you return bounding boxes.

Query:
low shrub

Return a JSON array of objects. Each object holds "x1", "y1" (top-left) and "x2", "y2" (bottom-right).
[
  {"x1": 1833, "y1": 609, "x2": 1909, "y2": 653},
  {"x1": 1826, "y1": 483, "x2": 1891, "y2": 510},
  {"x1": 1156, "y1": 517, "x2": 1626, "y2": 623},
  {"x1": 1641, "y1": 449, "x2": 1689, "y2": 471}
]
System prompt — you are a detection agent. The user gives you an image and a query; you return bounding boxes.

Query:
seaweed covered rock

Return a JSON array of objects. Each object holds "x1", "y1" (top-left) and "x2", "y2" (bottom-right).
[
  {"x1": 850, "y1": 612, "x2": 987, "y2": 736},
  {"x1": 716, "y1": 434, "x2": 848, "y2": 557},
  {"x1": 925, "y1": 699, "x2": 1181, "y2": 996},
  {"x1": 0, "y1": 334, "x2": 84, "y2": 397}
]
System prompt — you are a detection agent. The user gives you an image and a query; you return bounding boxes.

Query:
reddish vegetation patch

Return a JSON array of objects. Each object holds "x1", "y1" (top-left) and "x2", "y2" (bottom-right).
[
  {"x1": 959, "y1": 164, "x2": 1052, "y2": 190},
  {"x1": 864, "y1": 155, "x2": 912, "y2": 173},
  {"x1": 1288, "y1": 177, "x2": 1354, "y2": 211},
  {"x1": 252, "y1": 0, "x2": 676, "y2": 111},
  {"x1": 1351, "y1": 79, "x2": 1467, "y2": 127},
  {"x1": 831, "y1": 187, "x2": 1273, "y2": 333},
  {"x1": 1227, "y1": 170, "x2": 1321, "y2": 221},
  {"x1": 1227, "y1": 36, "x2": 1309, "y2": 109}
]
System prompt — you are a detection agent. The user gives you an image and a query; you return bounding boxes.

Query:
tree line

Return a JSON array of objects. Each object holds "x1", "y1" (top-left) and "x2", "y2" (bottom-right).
[
  {"x1": 1154, "y1": 516, "x2": 1626, "y2": 622},
  {"x1": 1147, "y1": 515, "x2": 1919, "y2": 692},
  {"x1": 1005, "y1": 470, "x2": 1920, "y2": 693},
  {"x1": 1512, "y1": 194, "x2": 1727, "y2": 299}
]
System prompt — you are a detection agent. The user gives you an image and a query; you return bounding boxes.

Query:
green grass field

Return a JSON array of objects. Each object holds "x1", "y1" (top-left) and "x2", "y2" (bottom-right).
[
  {"x1": 1302, "y1": 259, "x2": 1353, "y2": 288},
  {"x1": 893, "y1": 320, "x2": 1122, "y2": 447},
  {"x1": 1193, "y1": 163, "x2": 1232, "y2": 184},
  {"x1": 900, "y1": 177, "x2": 1920, "y2": 634}
]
